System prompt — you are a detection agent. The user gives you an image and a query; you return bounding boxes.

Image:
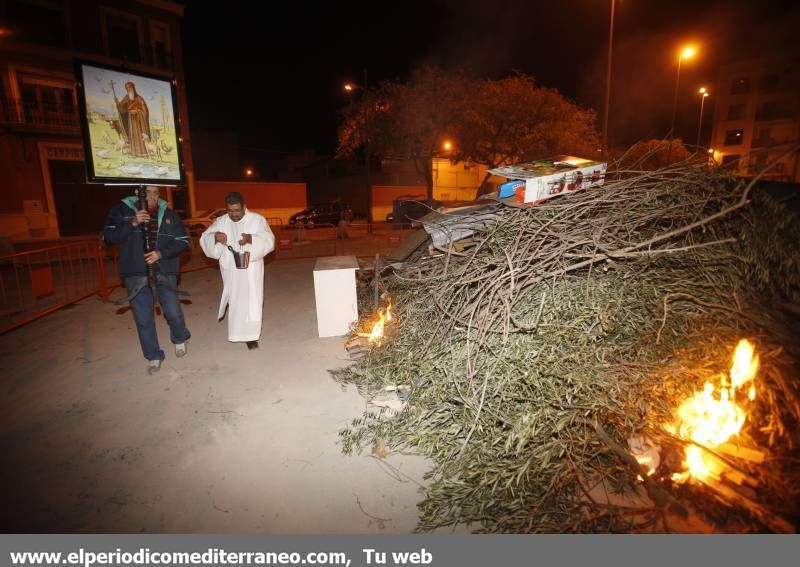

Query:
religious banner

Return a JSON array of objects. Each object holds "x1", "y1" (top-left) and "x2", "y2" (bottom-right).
[{"x1": 74, "y1": 60, "x2": 185, "y2": 185}]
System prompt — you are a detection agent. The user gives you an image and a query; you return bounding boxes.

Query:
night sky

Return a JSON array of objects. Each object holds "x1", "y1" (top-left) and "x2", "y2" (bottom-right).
[{"x1": 182, "y1": 0, "x2": 800, "y2": 155}]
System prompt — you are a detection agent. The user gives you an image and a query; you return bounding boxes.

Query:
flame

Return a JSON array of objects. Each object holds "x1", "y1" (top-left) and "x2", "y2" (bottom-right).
[
  {"x1": 730, "y1": 339, "x2": 759, "y2": 390},
  {"x1": 367, "y1": 310, "x2": 387, "y2": 345},
  {"x1": 671, "y1": 339, "x2": 759, "y2": 482},
  {"x1": 358, "y1": 301, "x2": 394, "y2": 347}
]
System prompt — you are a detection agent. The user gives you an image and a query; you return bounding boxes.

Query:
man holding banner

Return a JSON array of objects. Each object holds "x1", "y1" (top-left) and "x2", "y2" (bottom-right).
[{"x1": 103, "y1": 186, "x2": 191, "y2": 374}]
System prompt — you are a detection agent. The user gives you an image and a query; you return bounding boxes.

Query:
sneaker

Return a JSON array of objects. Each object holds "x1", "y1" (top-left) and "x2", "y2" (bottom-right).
[
  {"x1": 246, "y1": 340, "x2": 259, "y2": 350},
  {"x1": 147, "y1": 359, "x2": 162, "y2": 375},
  {"x1": 175, "y1": 342, "x2": 187, "y2": 358}
]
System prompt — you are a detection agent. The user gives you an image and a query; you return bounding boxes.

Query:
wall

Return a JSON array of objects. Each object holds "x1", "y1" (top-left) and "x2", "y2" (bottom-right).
[
  {"x1": 194, "y1": 181, "x2": 307, "y2": 224},
  {"x1": 0, "y1": 137, "x2": 79, "y2": 239},
  {"x1": 433, "y1": 158, "x2": 480, "y2": 201},
  {"x1": 432, "y1": 158, "x2": 498, "y2": 202}
]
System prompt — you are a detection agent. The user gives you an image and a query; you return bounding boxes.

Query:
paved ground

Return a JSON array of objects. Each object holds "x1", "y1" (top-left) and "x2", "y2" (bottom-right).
[{"x1": 0, "y1": 259, "x2": 430, "y2": 533}]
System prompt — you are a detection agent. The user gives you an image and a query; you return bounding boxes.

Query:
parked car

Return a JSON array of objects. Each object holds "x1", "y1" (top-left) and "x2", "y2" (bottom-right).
[
  {"x1": 386, "y1": 199, "x2": 439, "y2": 224},
  {"x1": 183, "y1": 208, "x2": 228, "y2": 233},
  {"x1": 288, "y1": 202, "x2": 353, "y2": 226}
]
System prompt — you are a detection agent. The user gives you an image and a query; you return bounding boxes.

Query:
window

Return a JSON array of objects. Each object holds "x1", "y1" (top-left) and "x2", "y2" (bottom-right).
[
  {"x1": 756, "y1": 100, "x2": 792, "y2": 121},
  {"x1": 759, "y1": 73, "x2": 780, "y2": 92},
  {"x1": 726, "y1": 103, "x2": 745, "y2": 121},
  {"x1": 16, "y1": 72, "x2": 76, "y2": 128},
  {"x1": 104, "y1": 10, "x2": 142, "y2": 63},
  {"x1": 750, "y1": 155, "x2": 785, "y2": 175},
  {"x1": 724, "y1": 129, "x2": 744, "y2": 145},
  {"x1": 752, "y1": 127, "x2": 772, "y2": 148},
  {"x1": 721, "y1": 155, "x2": 740, "y2": 168},
  {"x1": 6, "y1": 0, "x2": 66, "y2": 46},
  {"x1": 730, "y1": 77, "x2": 750, "y2": 95},
  {"x1": 150, "y1": 21, "x2": 172, "y2": 69}
]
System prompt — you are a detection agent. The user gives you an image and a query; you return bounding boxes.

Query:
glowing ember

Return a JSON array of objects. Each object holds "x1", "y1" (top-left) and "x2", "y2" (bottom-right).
[
  {"x1": 629, "y1": 436, "x2": 660, "y2": 477},
  {"x1": 671, "y1": 339, "x2": 759, "y2": 482}
]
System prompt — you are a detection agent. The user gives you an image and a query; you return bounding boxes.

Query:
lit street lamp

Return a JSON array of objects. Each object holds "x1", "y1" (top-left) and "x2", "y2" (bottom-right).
[
  {"x1": 669, "y1": 45, "x2": 697, "y2": 139},
  {"x1": 696, "y1": 87, "x2": 709, "y2": 149}
]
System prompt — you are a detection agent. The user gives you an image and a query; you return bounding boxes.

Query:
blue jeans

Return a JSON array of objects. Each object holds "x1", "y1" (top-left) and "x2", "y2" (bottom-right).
[{"x1": 124, "y1": 275, "x2": 190, "y2": 362}]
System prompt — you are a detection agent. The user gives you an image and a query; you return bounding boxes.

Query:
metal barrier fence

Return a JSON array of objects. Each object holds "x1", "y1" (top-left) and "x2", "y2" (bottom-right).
[
  {"x1": 1, "y1": 223, "x2": 418, "y2": 333},
  {"x1": 0, "y1": 240, "x2": 106, "y2": 334}
]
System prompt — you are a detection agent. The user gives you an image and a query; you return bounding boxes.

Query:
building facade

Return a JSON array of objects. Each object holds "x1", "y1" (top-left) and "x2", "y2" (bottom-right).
[
  {"x1": 709, "y1": 54, "x2": 800, "y2": 182},
  {"x1": 0, "y1": 0, "x2": 195, "y2": 239}
]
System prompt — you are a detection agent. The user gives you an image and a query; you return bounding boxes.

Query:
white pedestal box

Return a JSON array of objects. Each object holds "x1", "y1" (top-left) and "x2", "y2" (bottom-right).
[{"x1": 313, "y1": 256, "x2": 359, "y2": 338}]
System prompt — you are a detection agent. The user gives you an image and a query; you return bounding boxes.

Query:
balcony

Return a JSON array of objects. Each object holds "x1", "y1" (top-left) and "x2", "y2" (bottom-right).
[
  {"x1": 751, "y1": 137, "x2": 773, "y2": 148},
  {"x1": 747, "y1": 160, "x2": 787, "y2": 177},
  {"x1": 2, "y1": 98, "x2": 79, "y2": 132},
  {"x1": 755, "y1": 101, "x2": 794, "y2": 122},
  {"x1": 751, "y1": 136, "x2": 793, "y2": 149}
]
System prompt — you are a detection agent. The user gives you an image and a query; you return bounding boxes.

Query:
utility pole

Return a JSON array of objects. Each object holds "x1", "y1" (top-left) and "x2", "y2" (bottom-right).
[
  {"x1": 364, "y1": 69, "x2": 372, "y2": 224},
  {"x1": 601, "y1": 0, "x2": 616, "y2": 161}
]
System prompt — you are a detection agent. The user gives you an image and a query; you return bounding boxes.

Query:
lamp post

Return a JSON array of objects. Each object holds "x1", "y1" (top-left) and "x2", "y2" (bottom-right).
[
  {"x1": 669, "y1": 46, "x2": 697, "y2": 139},
  {"x1": 696, "y1": 87, "x2": 709, "y2": 149},
  {"x1": 344, "y1": 70, "x2": 372, "y2": 222},
  {"x1": 601, "y1": 0, "x2": 616, "y2": 161}
]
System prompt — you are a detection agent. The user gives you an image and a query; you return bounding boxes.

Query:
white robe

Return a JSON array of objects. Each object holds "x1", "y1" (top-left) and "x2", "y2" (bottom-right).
[{"x1": 200, "y1": 210, "x2": 275, "y2": 342}]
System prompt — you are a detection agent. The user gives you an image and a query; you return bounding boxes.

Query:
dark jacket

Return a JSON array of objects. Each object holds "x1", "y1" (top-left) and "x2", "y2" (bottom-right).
[{"x1": 103, "y1": 196, "x2": 190, "y2": 277}]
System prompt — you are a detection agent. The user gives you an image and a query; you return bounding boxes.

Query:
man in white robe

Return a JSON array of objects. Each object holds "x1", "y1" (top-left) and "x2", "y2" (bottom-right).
[{"x1": 200, "y1": 192, "x2": 275, "y2": 349}]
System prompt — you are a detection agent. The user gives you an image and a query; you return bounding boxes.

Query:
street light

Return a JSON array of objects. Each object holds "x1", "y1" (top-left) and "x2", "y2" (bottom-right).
[
  {"x1": 696, "y1": 87, "x2": 709, "y2": 149},
  {"x1": 442, "y1": 140, "x2": 453, "y2": 152},
  {"x1": 245, "y1": 168, "x2": 253, "y2": 177},
  {"x1": 669, "y1": 45, "x2": 697, "y2": 139}
]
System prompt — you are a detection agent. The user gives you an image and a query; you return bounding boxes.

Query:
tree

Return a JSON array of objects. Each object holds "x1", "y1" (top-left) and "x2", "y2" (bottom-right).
[
  {"x1": 453, "y1": 74, "x2": 600, "y2": 194},
  {"x1": 614, "y1": 139, "x2": 692, "y2": 170},
  {"x1": 337, "y1": 69, "x2": 601, "y2": 200},
  {"x1": 338, "y1": 67, "x2": 468, "y2": 201}
]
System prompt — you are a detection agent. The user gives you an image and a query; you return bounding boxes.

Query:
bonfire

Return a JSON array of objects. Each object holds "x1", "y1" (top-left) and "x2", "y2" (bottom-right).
[{"x1": 333, "y1": 151, "x2": 800, "y2": 533}]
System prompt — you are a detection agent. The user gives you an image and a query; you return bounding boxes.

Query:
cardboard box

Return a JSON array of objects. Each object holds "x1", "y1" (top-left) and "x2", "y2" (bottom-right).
[
  {"x1": 490, "y1": 156, "x2": 607, "y2": 205},
  {"x1": 498, "y1": 179, "x2": 525, "y2": 199}
]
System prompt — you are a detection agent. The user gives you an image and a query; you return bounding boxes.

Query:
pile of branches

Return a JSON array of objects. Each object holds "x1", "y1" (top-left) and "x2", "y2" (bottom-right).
[{"x1": 332, "y1": 154, "x2": 800, "y2": 532}]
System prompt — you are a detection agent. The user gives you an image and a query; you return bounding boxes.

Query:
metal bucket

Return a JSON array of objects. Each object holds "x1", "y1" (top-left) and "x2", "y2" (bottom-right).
[{"x1": 227, "y1": 246, "x2": 250, "y2": 269}]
